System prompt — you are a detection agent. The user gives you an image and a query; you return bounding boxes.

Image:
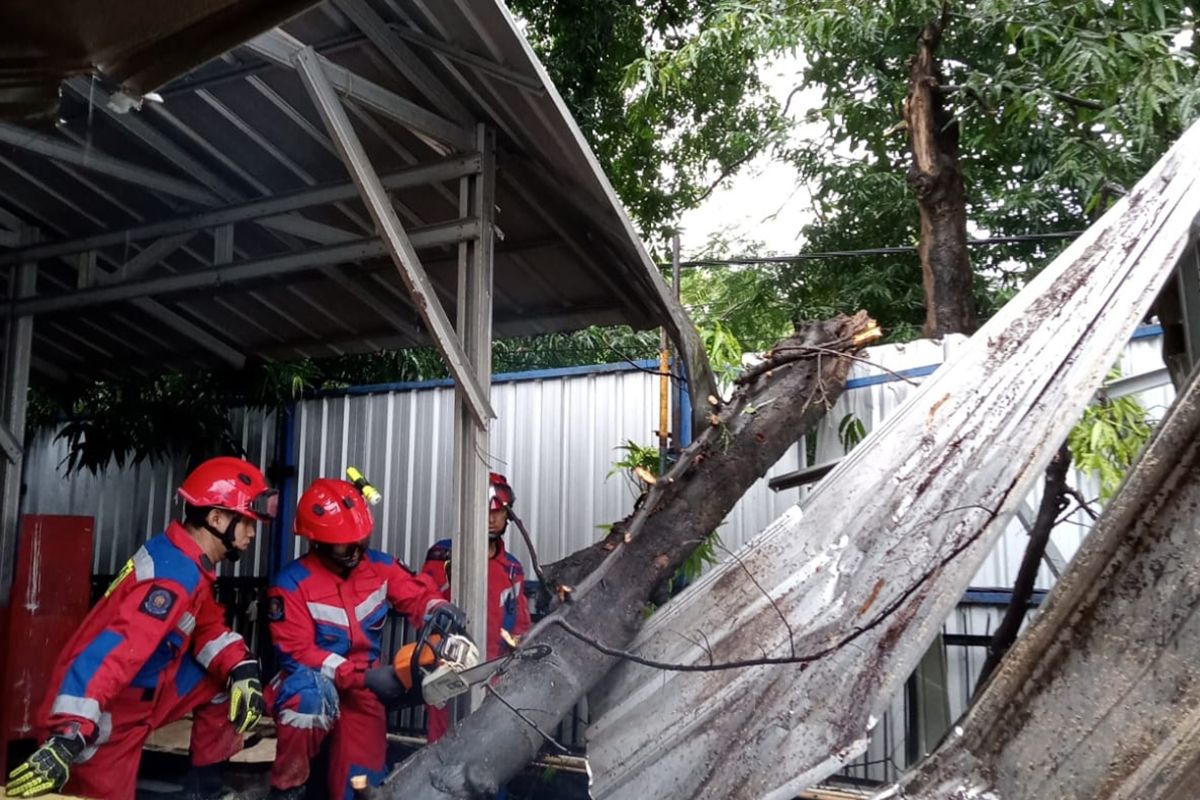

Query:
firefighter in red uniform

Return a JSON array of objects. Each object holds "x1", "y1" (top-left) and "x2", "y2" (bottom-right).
[
  {"x1": 421, "y1": 472, "x2": 532, "y2": 744},
  {"x1": 4, "y1": 456, "x2": 276, "y2": 800},
  {"x1": 265, "y1": 478, "x2": 468, "y2": 800}
]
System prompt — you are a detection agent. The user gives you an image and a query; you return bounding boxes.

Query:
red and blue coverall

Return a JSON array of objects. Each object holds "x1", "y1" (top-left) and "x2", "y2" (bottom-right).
[
  {"x1": 266, "y1": 548, "x2": 444, "y2": 799},
  {"x1": 36, "y1": 521, "x2": 251, "y2": 800},
  {"x1": 420, "y1": 537, "x2": 531, "y2": 743}
]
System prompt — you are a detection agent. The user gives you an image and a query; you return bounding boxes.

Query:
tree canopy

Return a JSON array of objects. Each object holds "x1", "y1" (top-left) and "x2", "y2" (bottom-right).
[
  {"x1": 614, "y1": 0, "x2": 1200, "y2": 338},
  {"x1": 34, "y1": 0, "x2": 1200, "y2": 468}
]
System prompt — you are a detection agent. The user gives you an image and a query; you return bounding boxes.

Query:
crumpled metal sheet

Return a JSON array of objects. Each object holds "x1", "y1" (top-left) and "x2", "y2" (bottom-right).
[
  {"x1": 881, "y1": 303, "x2": 1200, "y2": 800},
  {"x1": 585, "y1": 118, "x2": 1200, "y2": 800}
]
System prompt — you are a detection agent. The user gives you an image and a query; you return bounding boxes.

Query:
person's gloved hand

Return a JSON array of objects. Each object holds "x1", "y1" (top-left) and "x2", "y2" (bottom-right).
[
  {"x1": 5, "y1": 733, "x2": 85, "y2": 797},
  {"x1": 364, "y1": 665, "x2": 412, "y2": 707},
  {"x1": 426, "y1": 600, "x2": 468, "y2": 636},
  {"x1": 228, "y1": 660, "x2": 265, "y2": 734}
]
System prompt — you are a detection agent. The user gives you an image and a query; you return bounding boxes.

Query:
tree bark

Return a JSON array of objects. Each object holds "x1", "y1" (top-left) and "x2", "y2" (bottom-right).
[
  {"x1": 367, "y1": 311, "x2": 879, "y2": 799},
  {"x1": 886, "y1": 366, "x2": 1200, "y2": 800},
  {"x1": 973, "y1": 441, "x2": 1070, "y2": 689},
  {"x1": 905, "y1": 19, "x2": 977, "y2": 338}
]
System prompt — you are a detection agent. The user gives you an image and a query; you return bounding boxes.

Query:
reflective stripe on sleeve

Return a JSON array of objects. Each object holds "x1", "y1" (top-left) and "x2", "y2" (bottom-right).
[
  {"x1": 51, "y1": 694, "x2": 101, "y2": 724},
  {"x1": 196, "y1": 631, "x2": 244, "y2": 668},
  {"x1": 320, "y1": 653, "x2": 347, "y2": 679}
]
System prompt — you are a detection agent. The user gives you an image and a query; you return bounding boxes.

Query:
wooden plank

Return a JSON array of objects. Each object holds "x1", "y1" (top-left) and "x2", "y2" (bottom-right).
[{"x1": 586, "y1": 118, "x2": 1200, "y2": 800}]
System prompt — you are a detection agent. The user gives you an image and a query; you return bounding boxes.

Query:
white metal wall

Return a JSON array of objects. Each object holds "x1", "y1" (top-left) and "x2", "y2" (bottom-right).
[
  {"x1": 22, "y1": 407, "x2": 276, "y2": 578},
  {"x1": 18, "y1": 364, "x2": 799, "y2": 580},
  {"x1": 290, "y1": 368, "x2": 803, "y2": 572}
]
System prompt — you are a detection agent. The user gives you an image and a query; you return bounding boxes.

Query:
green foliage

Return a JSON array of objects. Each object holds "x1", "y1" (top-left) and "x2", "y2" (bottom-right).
[
  {"x1": 609, "y1": 439, "x2": 662, "y2": 486},
  {"x1": 608, "y1": 438, "x2": 720, "y2": 589},
  {"x1": 837, "y1": 412, "x2": 867, "y2": 453},
  {"x1": 1068, "y1": 372, "x2": 1154, "y2": 501},
  {"x1": 698, "y1": 319, "x2": 747, "y2": 383},
  {"x1": 620, "y1": 0, "x2": 1200, "y2": 339},
  {"x1": 510, "y1": 0, "x2": 789, "y2": 239}
]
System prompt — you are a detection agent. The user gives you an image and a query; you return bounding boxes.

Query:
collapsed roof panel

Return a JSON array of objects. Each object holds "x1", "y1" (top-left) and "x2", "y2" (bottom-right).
[{"x1": 585, "y1": 119, "x2": 1200, "y2": 800}]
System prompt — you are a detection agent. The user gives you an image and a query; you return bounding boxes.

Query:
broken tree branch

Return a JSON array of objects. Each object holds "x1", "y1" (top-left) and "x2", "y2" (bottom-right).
[
  {"x1": 974, "y1": 441, "x2": 1071, "y2": 690},
  {"x1": 904, "y1": 17, "x2": 977, "y2": 337},
  {"x1": 367, "y1": 312, "x2": 878, "y2": 799}
]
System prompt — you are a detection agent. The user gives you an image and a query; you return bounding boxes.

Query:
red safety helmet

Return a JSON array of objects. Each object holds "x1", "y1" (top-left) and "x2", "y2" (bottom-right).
[
  {"x1": 489, "y1": 472, "x2": 514, "y2": 511},
  {"x1": 178, "y1": 456, "x2": 277, "y2": 521},
  {"x1": 295, "y1": 478, "x2": 374, "y2": 544}
]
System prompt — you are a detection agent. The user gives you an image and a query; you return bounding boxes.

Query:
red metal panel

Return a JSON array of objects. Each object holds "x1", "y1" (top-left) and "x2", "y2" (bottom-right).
[{"x1": 0, "y1": 514, "x2": 93, "y2": 773}]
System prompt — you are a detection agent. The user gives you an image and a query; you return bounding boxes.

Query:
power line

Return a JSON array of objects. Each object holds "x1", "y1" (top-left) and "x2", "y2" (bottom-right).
[{"x1": 664, "y1": 231, "x2": 1084, "y2": 268}]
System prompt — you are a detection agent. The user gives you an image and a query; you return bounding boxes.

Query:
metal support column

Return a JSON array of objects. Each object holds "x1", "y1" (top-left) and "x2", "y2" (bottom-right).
[
  {"x1": 451, "y1": 123, "x2": 495, "y2": 714},
  {"x1": 292, "y1": 45, "x2": 494, "y2": 425},
  {"x1": 0, "y1": 228, "x2": 37, "y2": 605}
]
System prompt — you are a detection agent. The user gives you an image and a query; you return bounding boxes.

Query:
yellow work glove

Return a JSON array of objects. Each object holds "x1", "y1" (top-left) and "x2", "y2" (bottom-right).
[
  {"x1": 6, "y1": 734, "x2": 84, "y2": 797},
  {"x1": 228, "y1": 660, "x2": 265, "y2": 734}
]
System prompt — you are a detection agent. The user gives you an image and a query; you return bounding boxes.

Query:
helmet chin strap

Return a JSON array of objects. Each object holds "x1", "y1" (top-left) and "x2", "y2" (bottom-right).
[
  {"x1": 203, "y1": 514, "x2": 242, "y2": 563},
  {"x1": 314, "y1": 541, "x2": 364, "y2": 573}
]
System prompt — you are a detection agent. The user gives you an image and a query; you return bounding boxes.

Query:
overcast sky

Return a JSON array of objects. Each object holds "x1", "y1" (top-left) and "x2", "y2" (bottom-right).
[{"x1": 676, "y1": 54, "x2": 822, "y2": 259}]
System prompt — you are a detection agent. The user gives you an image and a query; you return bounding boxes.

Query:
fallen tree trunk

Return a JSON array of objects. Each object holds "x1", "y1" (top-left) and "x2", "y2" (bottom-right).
[
  {"x1": 368, "y1": 311, "x2": 879, "y2": 799},
  {"x1": 585, "y1": 119, "x2": 1200, "y2": 800},
  {"x1": 883, "y1": 362, "x2": 1200, "y2": 800}
]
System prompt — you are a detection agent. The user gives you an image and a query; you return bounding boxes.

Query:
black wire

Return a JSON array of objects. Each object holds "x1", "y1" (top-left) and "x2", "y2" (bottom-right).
[{"x1": 660, "y1": 231, "x2": 1083, "y2": 269}]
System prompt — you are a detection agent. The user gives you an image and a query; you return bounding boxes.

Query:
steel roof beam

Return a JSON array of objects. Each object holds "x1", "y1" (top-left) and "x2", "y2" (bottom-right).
[
  {"x1": 0, "y1": 154, "x2": 479, "y2": 266},
  {"x1": 247, "y1": 29, "x2": 474, "y2": 152},
  {"x1": 332, "y1": 0, "x2": 472, "y2": 124},
  {"x1": 96, "y1": 232, "x2": 195, "y2": 286},
  {"x1": 0, "y1": 123, "x2": 217, "y2": 205},
  {"x1": 293, "y1": 45, "x2": 493, "y2": 425},
  {"x1": 1, "y1": 222, "x2": 477, "y2": 318},
  {"x1": 384, "y1": 22, "x2": 544, "y2": 93},
  {"x1": 128, "y1": 298, "x2": 245, "y2": 368},
  {"x1": 64, "y1": 78, "x2": 249, "y2": 203}
]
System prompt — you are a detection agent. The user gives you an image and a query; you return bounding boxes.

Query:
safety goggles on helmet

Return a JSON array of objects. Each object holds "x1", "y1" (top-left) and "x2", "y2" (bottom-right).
[{"x1": 246, "y1": 489, "x2": 279, "y2": 522}]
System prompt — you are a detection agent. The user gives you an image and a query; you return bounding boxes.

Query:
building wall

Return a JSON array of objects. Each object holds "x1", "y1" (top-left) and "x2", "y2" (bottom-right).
[
  {"x1": 19, "y1": 331, "x2": 1172, "y2": 781},
  {"x1": 21, "y1": 363, "x2": 802, "y2": 580}
]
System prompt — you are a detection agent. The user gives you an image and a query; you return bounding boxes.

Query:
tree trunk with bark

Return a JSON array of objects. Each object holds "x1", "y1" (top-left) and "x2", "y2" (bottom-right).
[
  {"x1": 905, "y1": 18, "x2": 977, "y2": 338},
  {"x1": 885, "y1": 367, "x2": 1200, "y2": 800},
  {"x1": 368, "y1": 312, "x2": 879, "y2": 799}
]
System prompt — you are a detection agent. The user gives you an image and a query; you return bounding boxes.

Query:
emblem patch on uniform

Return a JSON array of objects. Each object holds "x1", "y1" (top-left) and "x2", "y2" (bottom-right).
[
  {"x1": 139, "y1": 585, "x2": 178, "y2": 620},
  {"x1": 267, "y1": 596, "x2": 285, "y2": 622}
]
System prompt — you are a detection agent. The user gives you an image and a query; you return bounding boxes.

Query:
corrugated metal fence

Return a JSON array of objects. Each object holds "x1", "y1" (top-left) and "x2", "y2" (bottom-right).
[
  {"x1": 22, "y1": 362, "x2": 803, "y2": 583},
  {"x1": 18, "y1": 329, "x2": 1172, "y2": 779}
]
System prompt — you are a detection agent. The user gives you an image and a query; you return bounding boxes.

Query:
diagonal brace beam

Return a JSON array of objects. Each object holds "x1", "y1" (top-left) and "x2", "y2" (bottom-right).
[
  {"x1": 293, "y1": 46, "x2": 494, "y2": 425},
  {"x1": 248, "y1": 30, "x2": 474, "y2": 152}
]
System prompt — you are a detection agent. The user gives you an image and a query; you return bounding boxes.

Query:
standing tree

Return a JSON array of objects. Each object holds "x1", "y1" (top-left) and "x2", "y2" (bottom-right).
[{"x1": 903, "y1": 13, "x2": 977, "y2": 335}]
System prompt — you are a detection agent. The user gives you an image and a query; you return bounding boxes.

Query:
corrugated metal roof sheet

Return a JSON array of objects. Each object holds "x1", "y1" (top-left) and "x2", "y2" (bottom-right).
[{"x1": 0, "y1": 0, "x2": 677, "y2": 382}]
